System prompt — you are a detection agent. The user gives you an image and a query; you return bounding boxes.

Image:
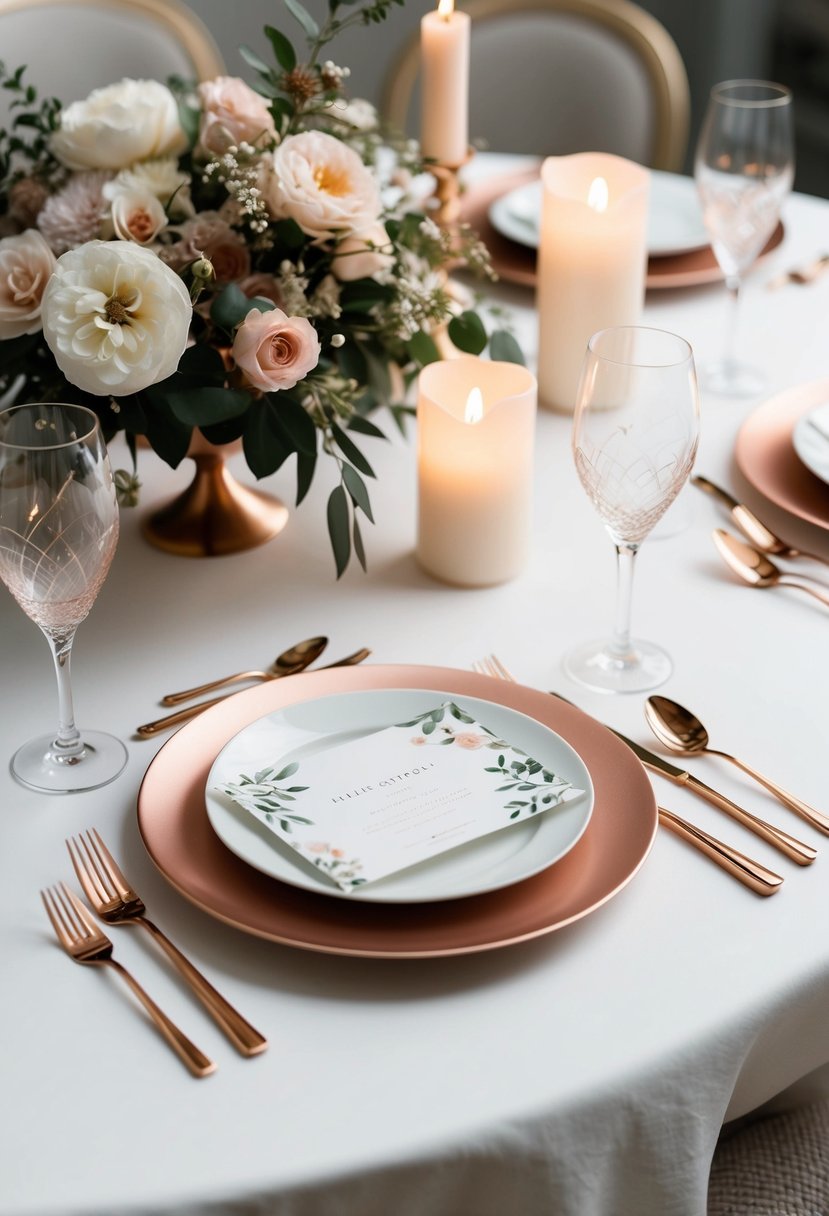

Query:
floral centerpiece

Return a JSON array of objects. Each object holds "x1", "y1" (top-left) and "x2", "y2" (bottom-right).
[{"x1": 0, "y1": 0, "x2": 521, "y2": 573}]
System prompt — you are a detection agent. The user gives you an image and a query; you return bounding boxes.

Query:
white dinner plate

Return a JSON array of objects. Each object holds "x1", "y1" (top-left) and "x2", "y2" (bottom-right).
[
  {"x1": 489, "y1": 170, "x2": 710, "y2": 258},
  {"x1": 206, "y1": 688, "x2": 594, "y2": 904},
  {"x1": 792, "y1": 402, "x2": 829, "y2": 487}
]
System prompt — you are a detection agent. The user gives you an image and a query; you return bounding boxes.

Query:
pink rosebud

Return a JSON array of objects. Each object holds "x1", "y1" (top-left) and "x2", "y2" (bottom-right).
[
  {"x1": 410, "y1": 736, "x2": 427, "y2": 746},
  {"x1": 232, "y1": 307, "x2": 321, "y2": 393},
  {"x1": 455, "y1": 733, "x2": 486, "y2": 750}
]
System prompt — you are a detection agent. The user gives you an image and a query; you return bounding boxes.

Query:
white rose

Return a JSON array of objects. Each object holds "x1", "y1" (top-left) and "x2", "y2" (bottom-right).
[
  {"x1": 331, "y1": 223, "x2": 394, "y2": 282},
  {"x1": 266, "y1": 131, "x2": 382, "y2": 240},
  {"x1": 109, "y1": 188, "x2": 168, "y2": 245},
  {"x1": 50, "y1": 80, "x2": 187, "y2": 171},
  {"x1": 329, "y1": 98, "x2": 378, "y2": 132},
  {"x1": 106, "y1": 158, "x2": 194, "y2": 217},
  {"x1": 41, "y1": 241, "x2": 191, "y2": 396},
  {"x1": 0, "y1": 229, "x2": 57, "y2": 338}
]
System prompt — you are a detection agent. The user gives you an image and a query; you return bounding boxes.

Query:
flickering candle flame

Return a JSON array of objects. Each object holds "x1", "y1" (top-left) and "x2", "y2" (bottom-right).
[
  {"x1": 464, "y1": 387, "x2": 484, "y2": 424},
  {"x1": 587, "y1": 176, "x2": 609, "y2": 213},
  {"x1": 438, "y1": 0, "x2": 454, "y2": 18}
]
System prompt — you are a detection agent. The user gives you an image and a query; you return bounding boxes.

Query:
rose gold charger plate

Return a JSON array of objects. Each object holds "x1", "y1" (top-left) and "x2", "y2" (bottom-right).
[
  {"x1": 736, "y1": 377, "x2": 829, "y2": 533},
  {"x1": 461, "y1": 168, "x2": 784, "y2": 291},
  {"x1": 137, "y1": 665, "x2": 657, "y2": 958}
]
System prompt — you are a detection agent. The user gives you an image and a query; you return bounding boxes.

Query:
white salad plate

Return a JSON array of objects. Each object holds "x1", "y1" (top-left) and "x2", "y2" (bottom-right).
[
  {"x1": 206, "y1": 688, "x2": 594, "y2": 904},
  {"x1": 792, "y1": 401, "x2": 829, "y2": 488},
  {"x1": 489, "y1": 170, "x2": 710, "y2": 258}
]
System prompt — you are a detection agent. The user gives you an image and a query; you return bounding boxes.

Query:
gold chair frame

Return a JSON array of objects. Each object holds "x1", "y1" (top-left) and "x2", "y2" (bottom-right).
[
  {"x1": 382, "y1": 0, "x2": 690, "y2": 171},
  {"x1": 0, "y1": 0, "x2": 225, "y2": 81}
]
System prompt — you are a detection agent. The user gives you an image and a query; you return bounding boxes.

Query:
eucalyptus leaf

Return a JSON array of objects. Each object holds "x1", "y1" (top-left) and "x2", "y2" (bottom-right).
[
  {"x1": 341, "y1": 463, "x2": 374, "y2": 522},
  {"x1": 270, "y1": 391, "x2": 318, "y2": 456},
  {"x1": 331, "y1": 423, "x2": 375, "y2": 478},
  {"x1": 407, "y1": 330, "x2": 440, "y2": 367},
  {"x1": 243, "y1": 404, "x2": 291, "y2": 478},
  {"x1": 210, "y1": 283, "x2": 252, "y2": 333},
  {"x1": 264, "y1": 24, "x2": 297, "y2": 70},
  {"x1": 284, "y1": 0, "x2": 320, "y2": 38},
  {"x1": 167, "y1": 388, "x2": 251, "y2": 427},
  {"x1": 327, "y1": 484, "x2": 351, "y2": 578},
  {"x1": 348, "y1": 415, "x2": 386, "y2": 440},
  {"x1": 489, "y1": 329, "x2": 526, "y2": 365},
  {"x1": 238, "y1": 44, "x2": 273, "y2": 77},
  {"x1": 448, "y1": 310, "x2": 487, "y2": 355},
  {"x1": 352, "y1": 514, "x2": 367, "y2": 572},
  {"x1": 296, "y1": 448, "x2": 317, "y2": 505}
]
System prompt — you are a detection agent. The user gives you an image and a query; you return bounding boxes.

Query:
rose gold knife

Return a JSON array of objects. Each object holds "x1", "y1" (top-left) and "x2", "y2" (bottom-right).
[{"x1": 691, "y1": 475, "x2": 829, "y2": 568}]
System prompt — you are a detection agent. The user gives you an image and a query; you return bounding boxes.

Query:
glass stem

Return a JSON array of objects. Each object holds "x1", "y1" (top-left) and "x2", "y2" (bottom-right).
[
  {"x1": 723, "y1": 273, "x2": 742, "y2": 369},
  {"x1": 611, "y1": 543, "x2": 639, "y2": 659},
  {"x1": 45, "y1": 629, "x2": 84, "y2": 760}
]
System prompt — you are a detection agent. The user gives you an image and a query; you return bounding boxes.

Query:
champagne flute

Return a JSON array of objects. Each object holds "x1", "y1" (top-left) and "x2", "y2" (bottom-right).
[
  {"x1": 564, "y1": 327, "x2": 700, "y2": 694},
  {"x1": 695, "y1": 80, "x2": 794, "y2": 397},
  {"x1": 0, "y1": 403, "x2": 127, "y2": 792}
]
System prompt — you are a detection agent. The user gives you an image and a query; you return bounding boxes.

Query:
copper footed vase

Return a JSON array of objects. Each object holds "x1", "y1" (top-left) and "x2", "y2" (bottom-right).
[{"x1": 141, "y1": 434, "x2": 288, "y2": 558}]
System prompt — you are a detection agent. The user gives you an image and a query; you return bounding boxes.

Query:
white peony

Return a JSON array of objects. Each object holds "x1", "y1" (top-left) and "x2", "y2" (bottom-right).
[
  {"x1": 266, "y1": 131, "x2": 382, "y2": 240},
  {"x1": 41, "y1": 241, "x2": 191, "y2": 396},
  {"x1": 50, "y1": 80, "x2": 187, "y2": 172},
  {"x1": 0, "y1": 229, "x2": 56, "y2": 338}
]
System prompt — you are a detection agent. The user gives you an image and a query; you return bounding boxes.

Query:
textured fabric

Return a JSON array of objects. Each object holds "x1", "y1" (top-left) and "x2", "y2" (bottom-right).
[{"x1": 708, "y1": 1102, "x2": 829, "y2": 1216}]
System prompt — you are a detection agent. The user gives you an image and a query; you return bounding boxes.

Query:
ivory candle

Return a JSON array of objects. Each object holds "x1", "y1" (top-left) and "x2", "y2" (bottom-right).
[
  {"x1": 416, "y1": 355, "x2": 537, "y2": 586},
  {"x1": 420, "y1": 0, "x2": 470, "y2": 164},
  {"x1": 537, "y1": 153, "x2": 650, "y2": 412}
]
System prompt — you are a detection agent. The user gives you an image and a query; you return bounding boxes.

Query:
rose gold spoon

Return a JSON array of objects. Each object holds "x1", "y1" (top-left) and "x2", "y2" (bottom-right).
[
  {"x1": 645, "y1": 695, "x2": 829, "y2": 835},
  {"x1": 713, "y1": 530, "x2": 829, "y2": 608},
  {"x1": 161, "y1": 635, "x2": 328, "y2": 705},
  {"x1": 137, "y1": 648, "x2": 371, "y2": 737}
]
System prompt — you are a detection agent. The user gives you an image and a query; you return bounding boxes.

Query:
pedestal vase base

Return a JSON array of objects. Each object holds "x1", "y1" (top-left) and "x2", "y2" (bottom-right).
[{"x1": 142, "y1": 449, "x2": 288, "y2": 558}]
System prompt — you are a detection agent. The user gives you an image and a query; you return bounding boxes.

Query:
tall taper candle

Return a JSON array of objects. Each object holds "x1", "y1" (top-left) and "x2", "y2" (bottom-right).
[
  {"x1": 537, "y1": 153, "x2": 650, "y2": 412},
  {"x1": 417, "y1": 355, "x2": 537, "y2": 586},
  {"x1": 421, "y1": 0, "x2": 470, "y2": 165}
]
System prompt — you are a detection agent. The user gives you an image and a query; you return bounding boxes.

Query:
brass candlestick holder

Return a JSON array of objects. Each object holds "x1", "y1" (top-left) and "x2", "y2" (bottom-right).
[{"x1": 429, "y1": 147, "x2": 475, "y2": 231}]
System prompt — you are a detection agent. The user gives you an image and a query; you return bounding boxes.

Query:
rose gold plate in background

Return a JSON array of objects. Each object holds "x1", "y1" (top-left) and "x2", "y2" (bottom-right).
[
  {"x1": 137, "y1": 665, "x2": 657, "y2": 958},
  {"x1": 736, "y1": 378, "x2": 829, "y2": 533},
  {"x1": 460, "y1": 169, "x2": 784, "y2": 292}
]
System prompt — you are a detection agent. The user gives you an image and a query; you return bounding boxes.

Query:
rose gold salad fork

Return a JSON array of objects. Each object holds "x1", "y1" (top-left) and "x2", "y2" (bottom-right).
[
  {"x1": 67, "y1": 829, "x2": 267, "y2": 1057},
  {"x1": 41, "y1": 882, "x2": 215, "y2": 1077}
]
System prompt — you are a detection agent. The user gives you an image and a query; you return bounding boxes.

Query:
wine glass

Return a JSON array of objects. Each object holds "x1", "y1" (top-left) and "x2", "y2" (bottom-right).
[
  {"x1": 695, "y1": 80, "x2": 794, "y2": 397},
  {"x1": 0, "y1": 403, "x2": 127, "y2": 792},
  {"x1": 564, "y1": 327, "x2": 700, "y2": 694}
]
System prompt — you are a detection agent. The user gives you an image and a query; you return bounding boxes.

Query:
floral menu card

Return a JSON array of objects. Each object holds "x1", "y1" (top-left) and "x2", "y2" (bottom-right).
[{"x1": 217, "y1": 701, "x2": 586, "y2": 892}]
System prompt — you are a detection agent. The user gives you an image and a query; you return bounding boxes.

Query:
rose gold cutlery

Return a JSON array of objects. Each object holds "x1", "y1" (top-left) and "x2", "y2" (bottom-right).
[
  {"x1": 713, "y1": 530, "x2": 829, "y2": 608},
  {"x1": 41, "y1": 882, "x2": 216, "y2": 1077},
  {"x1": 767, "y1": 252, "x2": 829, "y2": 289},
  {"x1": 692, "y1": 475, "x2": 829, "y2": 568},
  {"x1": 472, "y1": 656, "x2": 786, "y2": 893},
  {"x1": 160, "y1": 635, "x2": 328, "y2": 705},
  {"x1": 136, "y1": 647, "x2": 372, "y2": 736},
  {"x1": 645, "y1": 695, "x2": 829, "y2": 834},
  {"x1": 66, "y1": 829, "x2": 267, "y2": 1056}
]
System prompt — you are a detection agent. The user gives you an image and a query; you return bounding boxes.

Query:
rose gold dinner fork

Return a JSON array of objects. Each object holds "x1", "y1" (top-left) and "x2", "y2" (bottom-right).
[
  {"x1": 67, "y1": 829, "x2": 267, "y2": 1057},
  {"x1": 41, "y1": 882, "x2": 216, "y2": 1077}
]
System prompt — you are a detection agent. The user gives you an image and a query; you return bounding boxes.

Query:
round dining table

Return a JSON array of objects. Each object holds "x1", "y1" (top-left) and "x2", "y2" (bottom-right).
[{"x1": 3, "y1": 156, "x2": 829, "y2": 1216}]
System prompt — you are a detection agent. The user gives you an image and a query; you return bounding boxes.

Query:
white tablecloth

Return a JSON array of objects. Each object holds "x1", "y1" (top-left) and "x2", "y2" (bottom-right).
[{"x1": 3, "y1": 158, "x2": 829, "y2": 1216}]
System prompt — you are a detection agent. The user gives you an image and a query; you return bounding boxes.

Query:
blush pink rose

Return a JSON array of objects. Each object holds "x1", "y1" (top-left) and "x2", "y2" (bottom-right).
[
  {"x1": 410, "y1": 736, "x2": 427, "y2": 746},
  {"x1": 197, "y1": 76, "x2": 277, "y2": 157},
  {"x1": 0, "y1": 229, "x2": 57, "y2": 339},
  {"x1": 331, "y1": 223, "x2": 394, "y2": 282},
  {"x1": 455, "y1": 733, "x2": 486, "y2": 750},
  {"x1": 232, "y1": 307, "x2": 320, "y2": 392}
]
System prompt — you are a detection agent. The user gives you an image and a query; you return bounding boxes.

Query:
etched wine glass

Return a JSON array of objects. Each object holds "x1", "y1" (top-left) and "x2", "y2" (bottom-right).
[
  {"x1": 695, "y1": 80, "x2": 794, "y2": 397},
  {"x1": 0, "y1": 403, "x2": 127, "y2": 792},
  {"x1": 564, "y1": 327, "x2": 700, "y2": 694}
]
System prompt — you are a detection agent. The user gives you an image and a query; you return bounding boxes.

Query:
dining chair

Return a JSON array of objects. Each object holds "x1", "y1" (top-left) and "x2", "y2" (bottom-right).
[
  {"x1": 382, "y1": 0, "x2": 690, "y2": 170},
  {"x1": 0, "y1": 0, "x2": 224, "y2": 108},
  {"x1": 708, "y1": 1100, "x2": 829, "y2": 1214}
]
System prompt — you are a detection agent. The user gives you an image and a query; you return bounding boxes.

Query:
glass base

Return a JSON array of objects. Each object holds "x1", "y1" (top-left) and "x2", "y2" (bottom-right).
[
  {"x1": 563, "y1": 637, "x2": 673, "y2": 694},
  {"x1": 11, "y1": 730, "x2": 128, "y2": 793},
  {"x1": 700, "y1": 359, "x2": 765, "y2": 398}
]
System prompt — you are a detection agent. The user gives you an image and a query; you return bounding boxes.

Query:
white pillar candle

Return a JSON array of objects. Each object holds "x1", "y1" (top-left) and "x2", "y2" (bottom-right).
[
  {"x1": 416, "y1": 355, "x2": 537, "y2": 587},
  {"x1": 420, "y1": 0, "x2": 470, "y2": 164},
  {"x1": 537, "y1": 153, "x2": 650, "y2": 412}
]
